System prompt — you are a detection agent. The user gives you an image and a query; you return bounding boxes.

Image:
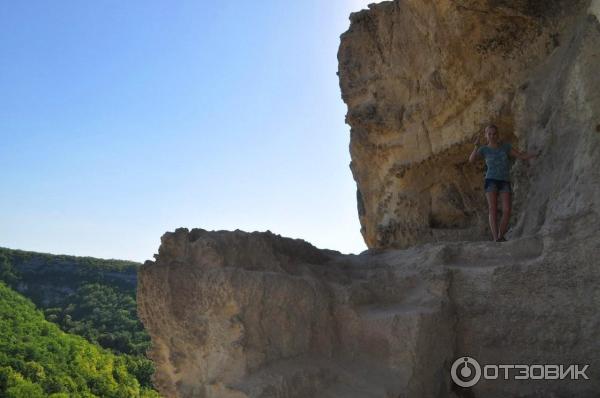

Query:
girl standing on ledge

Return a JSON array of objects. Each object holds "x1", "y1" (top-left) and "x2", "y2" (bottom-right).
[{"x1": 469, "y1": 124, "x2": 540, "y2": 242}]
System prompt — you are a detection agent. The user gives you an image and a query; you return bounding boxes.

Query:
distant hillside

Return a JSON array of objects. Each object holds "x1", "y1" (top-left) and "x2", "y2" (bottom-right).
[
  {"x1": 0, "y1": 282, "x2": 159, "y2": 397},
  {"x1": 0, "y1": 247, "x2": 139, "y2": 304},
  {"x1": 0, "y1": 247, "x2": 155, "y2": 391}
]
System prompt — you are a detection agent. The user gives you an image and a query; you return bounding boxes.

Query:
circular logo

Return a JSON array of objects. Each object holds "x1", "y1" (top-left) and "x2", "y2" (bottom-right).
[{"x1": 451, "y1": 357, "x2": 481, "y2": 388}]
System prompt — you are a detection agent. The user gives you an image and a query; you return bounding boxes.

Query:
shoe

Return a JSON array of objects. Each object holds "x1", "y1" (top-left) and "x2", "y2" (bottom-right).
[{"x1": 496, "y1": 236, "x2": 507, "y2": 242}]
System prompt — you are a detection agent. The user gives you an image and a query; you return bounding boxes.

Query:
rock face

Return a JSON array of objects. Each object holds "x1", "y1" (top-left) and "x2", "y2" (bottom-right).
[
  {"x1": 137, "y1": 1, "x2": 600, "y2": 397},
  {"x1": 138, "y1": 222, "x2": 600, "y2": 397},
  {"x1": 338, "y1": 0, "x2": 597, "y2": 249},
  {"x1": 138, "y1": 228, "x2": 454, "y2": 397}
]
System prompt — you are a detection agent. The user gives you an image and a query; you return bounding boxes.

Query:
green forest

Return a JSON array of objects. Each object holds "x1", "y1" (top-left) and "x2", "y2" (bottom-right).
[{"x1": 0, "y1": 248, "x2": 158, "y2": 397}]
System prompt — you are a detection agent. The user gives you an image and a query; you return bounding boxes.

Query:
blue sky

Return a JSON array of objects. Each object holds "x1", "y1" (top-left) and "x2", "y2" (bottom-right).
[{"x1": 0, "y1": 1, "x2": 373, "y2": 261}]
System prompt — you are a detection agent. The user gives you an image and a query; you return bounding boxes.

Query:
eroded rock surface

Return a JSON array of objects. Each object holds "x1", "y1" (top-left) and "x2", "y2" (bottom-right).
[
  {"x1": 139, "y1": 228, "x2": 454, "y2": 397},
  {"x1": 138, "y1": 220, "x2": 600, "y2": 397},
  {"x1": 138, "y1": 0, "x2": 600, "y2": 397},
  {"x1": 338, "y1": 0, "x2": 597, "y2": 249}
]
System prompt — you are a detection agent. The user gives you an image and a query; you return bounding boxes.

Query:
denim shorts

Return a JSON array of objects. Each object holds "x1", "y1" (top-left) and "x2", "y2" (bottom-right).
[{"x1": 484, "y1": 178, "x2": 512, "y2": 193}]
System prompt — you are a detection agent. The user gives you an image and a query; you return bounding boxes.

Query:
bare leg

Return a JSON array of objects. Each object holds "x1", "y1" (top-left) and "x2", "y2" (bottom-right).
[
  {"x1": 486, "y1": 192, "x2": 499, "y2": 241},
  {"x1": 498, "y1": 191, "x2": 512, "y2": 239}
]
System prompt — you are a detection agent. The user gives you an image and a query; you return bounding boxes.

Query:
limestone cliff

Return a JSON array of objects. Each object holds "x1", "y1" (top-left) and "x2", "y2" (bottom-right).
[
  {"x1": 338, "y1": 0, "x2": 598, "y2": 249},
  {"x1": 138, "y1": 1, "x2": 600, "y2": 397},
  {"x1": 138, "y1": 223, "x2": 600, "y2": 397}
]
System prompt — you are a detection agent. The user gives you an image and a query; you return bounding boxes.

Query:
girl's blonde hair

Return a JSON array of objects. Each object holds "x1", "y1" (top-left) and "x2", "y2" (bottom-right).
[{"x1": 485, "y1": 124, "x2": 498, "y2": 133}]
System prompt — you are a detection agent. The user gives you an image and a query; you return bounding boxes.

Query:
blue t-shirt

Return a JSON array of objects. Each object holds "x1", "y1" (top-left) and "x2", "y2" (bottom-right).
[{"x1": 477, "y1": 142, "x2": 512, "y2": 181}]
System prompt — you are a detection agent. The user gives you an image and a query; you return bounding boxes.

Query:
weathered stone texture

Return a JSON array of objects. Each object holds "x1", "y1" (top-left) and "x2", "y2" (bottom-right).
[{"x1": 338, "y1": 0, "x2": 595, "y2": 249}]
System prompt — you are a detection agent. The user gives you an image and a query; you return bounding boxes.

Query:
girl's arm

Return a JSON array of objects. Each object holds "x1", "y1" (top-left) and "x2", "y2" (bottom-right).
[
  {"x1": 510, "y1": 147, "x2": 540, "y2": 160},
  {"x1": 469, "y1": 135, "x2": 482, "y2": 163}
]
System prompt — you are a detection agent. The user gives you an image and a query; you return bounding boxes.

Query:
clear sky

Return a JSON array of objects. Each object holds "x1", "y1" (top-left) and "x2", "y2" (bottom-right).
[{"x1": 0, "y1": 0, "x2": 375, "y2": 262}]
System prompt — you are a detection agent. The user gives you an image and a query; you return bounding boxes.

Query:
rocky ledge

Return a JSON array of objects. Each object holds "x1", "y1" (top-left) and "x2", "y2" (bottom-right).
[{"x1": 138, "y1": 219, "x2": 600, "y2": 397}]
